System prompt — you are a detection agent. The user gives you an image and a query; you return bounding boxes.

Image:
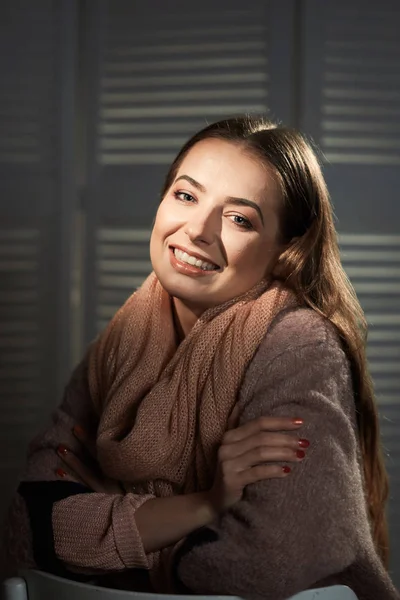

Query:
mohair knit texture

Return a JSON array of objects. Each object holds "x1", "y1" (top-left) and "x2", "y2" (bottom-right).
[{"x1": 3, "y1": 275, "x2": 399, "y2": 599}]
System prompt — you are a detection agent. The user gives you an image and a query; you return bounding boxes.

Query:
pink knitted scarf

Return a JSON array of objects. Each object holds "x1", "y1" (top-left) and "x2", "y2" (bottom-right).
[{"x1": 88, "y1": 272, "x2": 296, "y2": 497}]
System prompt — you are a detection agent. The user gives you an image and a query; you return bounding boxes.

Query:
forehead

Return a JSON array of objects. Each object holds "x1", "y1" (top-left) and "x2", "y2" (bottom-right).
[{"x1": 176, "y1": 138, "x2": 278, "y2": 202}]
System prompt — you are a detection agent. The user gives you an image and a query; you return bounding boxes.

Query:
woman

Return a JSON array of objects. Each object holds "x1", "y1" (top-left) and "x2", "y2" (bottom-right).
[{"x1": 4, "y1": 116, "x2": 399, "y2": 600}]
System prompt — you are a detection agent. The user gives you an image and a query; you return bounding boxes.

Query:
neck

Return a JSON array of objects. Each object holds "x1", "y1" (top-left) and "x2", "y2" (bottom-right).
[{"x1": 172, "y1": 297, "x2": 204, "y2": 340}]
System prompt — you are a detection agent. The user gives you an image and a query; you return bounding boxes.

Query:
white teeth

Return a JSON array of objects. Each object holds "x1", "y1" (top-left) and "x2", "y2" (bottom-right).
[{"x1": 173, "y1": 248, "x2": 217, "y2": 271}]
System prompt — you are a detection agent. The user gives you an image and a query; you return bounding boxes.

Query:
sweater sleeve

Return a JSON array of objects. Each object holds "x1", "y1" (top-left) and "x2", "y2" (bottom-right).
[
  {"x1": 4, "y1": 355, "x2": 156, "y2": 576},
  {"x1": 52, "y1": 491, "x2": 154, "y2": 571},
  {"x1": 174, "y1": 317, "x2": 378, "y2": 600}
]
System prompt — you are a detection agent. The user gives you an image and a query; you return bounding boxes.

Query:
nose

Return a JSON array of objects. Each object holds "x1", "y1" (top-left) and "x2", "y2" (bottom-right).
[{"x1": 184, "y1": 206, "x2": 220, "y2": 245}]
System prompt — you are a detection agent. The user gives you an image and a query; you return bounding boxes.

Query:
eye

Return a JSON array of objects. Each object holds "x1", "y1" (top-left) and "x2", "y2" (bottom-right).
[
  {"x1": 174, "y1": 191, "x2": 196, "y2": 203},
  {"x1": 231, "y1": 215, "x2": 253, "y2": 230}
]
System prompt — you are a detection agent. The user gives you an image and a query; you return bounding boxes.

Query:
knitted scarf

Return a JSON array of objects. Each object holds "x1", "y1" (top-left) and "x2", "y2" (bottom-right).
[{"x1": 88, "y1": 272, "x2": 296, "y2": 497}]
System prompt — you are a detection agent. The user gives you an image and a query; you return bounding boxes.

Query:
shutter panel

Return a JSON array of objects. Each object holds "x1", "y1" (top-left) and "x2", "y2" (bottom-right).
[
  {"x1": 341, "y1": 233, "x2": 400, "y2": 573},
  {"x1": 82, "y1": 0, "x2": 295, "y2": 340},
  {"x1": 301, "y1": 0, "x2": 400, "y2": 584},
  {"x1": 0, "y1": 1, "x2": 77, "y2": 521},
  {"x1": 96, "y1": 227, "x2": 151, "y2": 332}
]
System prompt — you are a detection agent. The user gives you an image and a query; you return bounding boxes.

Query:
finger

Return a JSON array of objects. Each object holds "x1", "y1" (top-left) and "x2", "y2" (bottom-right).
[
  {"x1": 223, "y1": 416, "x2": 303, "y2": 444},
  {"x1": 224, "y1": 446, "x2": 306, "y2": 474},
  {"x1": 219, "y1": 432, "x2": 309, "y2": 461},
  {"x1": 72, "y1": 424, "x2": 97, "y2": 460},
  {"x1": 237, "y1": 463, "x2": 292, "y2": 486},
  {"x1": 57, "y1": 446, "x2": 108, "y2": 492},
  {"x1": 227, "y1": 404, "x2": 241, "y2": 430}
]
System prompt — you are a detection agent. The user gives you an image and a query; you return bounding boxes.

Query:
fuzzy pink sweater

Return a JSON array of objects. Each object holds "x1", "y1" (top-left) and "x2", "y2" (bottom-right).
[{"x1": 3, "y1": 308, "x2": 399, "y2": 600}]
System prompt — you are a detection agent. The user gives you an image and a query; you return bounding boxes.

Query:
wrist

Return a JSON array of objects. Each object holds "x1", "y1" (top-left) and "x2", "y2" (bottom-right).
[{"x1": 196, "y1": 491, "x2": 218, "y2": 525}]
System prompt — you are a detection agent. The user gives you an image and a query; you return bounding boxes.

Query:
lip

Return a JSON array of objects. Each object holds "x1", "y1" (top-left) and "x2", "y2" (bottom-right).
[
  {"x1": 169, "y1": 247, "x2": 220, "y2": 277},
  {"x1": 170, "y1": 245, "x2": 220, "y2": 269}
]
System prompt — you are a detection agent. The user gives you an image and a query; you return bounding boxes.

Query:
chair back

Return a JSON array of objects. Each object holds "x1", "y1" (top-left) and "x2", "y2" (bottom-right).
[
  {"x1": 287, "y1": 584, "x2": 358, "y2": 599},
  {"x1": 1, "y1": 569, "x2": 358, "y2": 600}
]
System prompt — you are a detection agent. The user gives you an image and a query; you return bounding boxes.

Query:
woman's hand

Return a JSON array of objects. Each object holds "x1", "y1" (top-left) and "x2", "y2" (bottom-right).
[{"x1": 207, "y1": 414, "x2": 308, "y2": 513}]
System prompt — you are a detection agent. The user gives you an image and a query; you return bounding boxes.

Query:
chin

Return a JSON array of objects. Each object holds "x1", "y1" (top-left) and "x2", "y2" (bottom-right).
[
  {"x1": 154, "y1": 270, "x2": 210, "y2": 308},
  {"x1": 163, "y1": 280, "x2": 208, "y2": 305},
  {"x1": 152, "y1": 266, "x2": 185, "y2": 295}
]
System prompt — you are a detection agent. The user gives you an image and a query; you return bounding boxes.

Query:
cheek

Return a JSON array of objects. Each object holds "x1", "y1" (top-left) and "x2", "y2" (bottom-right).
[
  {"x1": 225, "y1": 237, "x2": 261, "y2": 267},
  {"x1": 150, "y1": 205, "x2": 167, "y2": 256},
  {"x1": 152, "y1": 202, "x2": 178, "y2": 238},
  {"x1": 224, "y1": 235, "x2": 277, "y2": 275}
]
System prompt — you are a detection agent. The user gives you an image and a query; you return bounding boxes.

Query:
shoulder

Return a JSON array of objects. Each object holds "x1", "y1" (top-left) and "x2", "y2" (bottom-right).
[
  {"x1": 240, "y1": 306, "x2": 352, "y2": 405},
  {"x1": 261, "y1": 306, "x2": 344, "y2": 360}
]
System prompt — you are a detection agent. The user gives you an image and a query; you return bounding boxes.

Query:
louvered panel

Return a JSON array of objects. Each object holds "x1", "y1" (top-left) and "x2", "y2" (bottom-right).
[
  {"x1": 0, "y1": 0, "x2": 77, "y2": 526},
  {"x1": 302, "y1": 1, "x2": 400, "y2": 237},
  {"x1": 308, "y1": 1, "x2": 400, "y2": 166},
  {"x1": 340, "y1": 233, "x2": 400, "y2": 576},
  {"x1": 0, "y1": 2, "x2": 58, "y2": 168},
  {"x1": 96, "y1": 227, "x2": 151, "y2": 332},
  {"x1": 0, "y1": 225, "x2": 53, "y2": 493},
  {"x1": 340, "y1": 233, "x2": 400, "y2": 406},
  {"x1": 0, "y1": 231, "x2": 40, "y2": 366},
  {"x1": 99, "y1": 3, "x2": 270, "y2": 165}
]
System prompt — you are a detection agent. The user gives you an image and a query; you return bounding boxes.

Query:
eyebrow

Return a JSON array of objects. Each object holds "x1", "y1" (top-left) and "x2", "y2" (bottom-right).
[
  {"x1": 174, "y1": 174, "x2": 264, "y2": 225},
  {"x1": 175, "y1": 174, "x2": 206, "y2": 193}
]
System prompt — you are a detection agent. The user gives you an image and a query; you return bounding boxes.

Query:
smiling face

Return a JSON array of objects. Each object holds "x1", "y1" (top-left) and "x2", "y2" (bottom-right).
[{"x1": 150, "y1": 138, "x2": 283, "y2": 316}]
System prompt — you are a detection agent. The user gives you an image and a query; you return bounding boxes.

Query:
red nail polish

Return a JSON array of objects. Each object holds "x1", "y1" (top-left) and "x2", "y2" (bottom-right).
[
  {"x1": 282, "y1": 466, "x2": 291, "y2": 474},
  {"x1": 73, "y1": 425, "x2": 84, "y2": 437},
  {"x1": 56, "y1": 468, "x2": 67, "y2": 478},
  {"x1": 292, "y1": 419, "x2": 303, "y2": 426},
  {"x1": 57, "y1": 445, "x2": 68, "y2": 456},
  {"x1": 296, "y1": 450, "x2": 305, "y2": 459},
  {"x1": 298, "y1": 439, "x2": 310, "y2": 448}
]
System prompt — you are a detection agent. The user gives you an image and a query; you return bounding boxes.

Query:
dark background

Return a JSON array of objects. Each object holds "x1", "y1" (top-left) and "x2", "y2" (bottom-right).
[{"x1": 1, "y1": 0, "x2": 399, "y2": 587}]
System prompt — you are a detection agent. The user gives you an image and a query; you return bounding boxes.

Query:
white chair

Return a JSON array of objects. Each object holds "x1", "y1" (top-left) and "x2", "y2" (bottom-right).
[
  {"x1": 2, "y1": 569, "x2": 359, "y2": 600},
  {"x1": 287, "y1": 585, "x2": 358, "y2": 599}
]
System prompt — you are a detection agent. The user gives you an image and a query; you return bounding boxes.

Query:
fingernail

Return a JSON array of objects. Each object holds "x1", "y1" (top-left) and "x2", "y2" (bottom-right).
[
  {"x1": 298, "y1": 439, "x2": 310, "y2": 448},
  {"x1": 296, "y1": 450, "x2": 306, "y2": 459},
  {"x1": 57, "y1": 445, "x2": 68, "y2": 456},
  {"x1": 73, "y1": 425, "x2": 84, "y2": 436},
  {"x1": 292, "y1": 419, "x2": 303, "y2": 426},
  {"x1": 56, "y1": 468, "x2": 67, "y2": 478},
  {"x1": 282, "y1": 466, "x2": 291, "y2": 474}
]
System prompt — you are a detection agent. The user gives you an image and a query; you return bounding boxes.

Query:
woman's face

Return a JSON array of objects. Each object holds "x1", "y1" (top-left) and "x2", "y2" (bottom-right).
[{"x1": 150, "y1": 138, "x2": 283, "y2": 312}]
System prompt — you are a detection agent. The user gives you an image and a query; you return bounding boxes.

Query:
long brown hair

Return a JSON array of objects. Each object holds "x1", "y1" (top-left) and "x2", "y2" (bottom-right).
[{"x1": 161, "y1": 115, "x2": 390, "y2": 567}]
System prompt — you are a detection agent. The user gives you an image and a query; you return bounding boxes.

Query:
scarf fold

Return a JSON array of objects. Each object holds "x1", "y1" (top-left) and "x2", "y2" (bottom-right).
[{"x1": 88, "y1": 272, "x2": 296, "y2": 496}]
